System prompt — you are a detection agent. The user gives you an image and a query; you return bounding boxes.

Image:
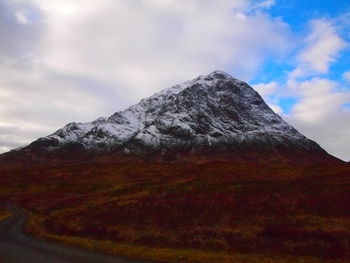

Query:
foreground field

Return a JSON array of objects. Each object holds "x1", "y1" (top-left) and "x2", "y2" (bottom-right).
[{"x1": 0, "y1": 157, "x2": 349, "y2": 262}]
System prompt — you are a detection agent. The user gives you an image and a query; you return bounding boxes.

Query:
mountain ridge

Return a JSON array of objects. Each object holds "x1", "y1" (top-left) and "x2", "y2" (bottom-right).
[{"x1": 2, "y1": 71, "x2": 340, "y2": 163}]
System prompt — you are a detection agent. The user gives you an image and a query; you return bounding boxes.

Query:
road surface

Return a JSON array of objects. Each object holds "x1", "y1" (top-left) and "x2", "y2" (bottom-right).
[{"x1": 0, "y1": 204, "x2": 152, "y2": 263}]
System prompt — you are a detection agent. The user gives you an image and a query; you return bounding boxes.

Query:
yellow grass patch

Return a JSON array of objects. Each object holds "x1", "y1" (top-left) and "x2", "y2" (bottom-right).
[{"x1": 0, "y1": 207, "x2": 11, "y2": 222}]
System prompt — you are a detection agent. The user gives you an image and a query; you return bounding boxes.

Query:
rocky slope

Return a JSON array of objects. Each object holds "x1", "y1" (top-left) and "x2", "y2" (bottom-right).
[{"x1": 5, "y1": 71, "x2": 332, "y2": 161}]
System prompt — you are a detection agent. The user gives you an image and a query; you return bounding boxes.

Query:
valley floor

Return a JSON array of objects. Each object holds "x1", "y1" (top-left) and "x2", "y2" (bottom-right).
[{"x1": 0, "y1": 158, "x2": 349, "y2": 262}]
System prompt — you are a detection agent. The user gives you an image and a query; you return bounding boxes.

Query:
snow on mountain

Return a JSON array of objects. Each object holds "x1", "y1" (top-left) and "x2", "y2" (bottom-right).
[{"x1": 23, "y1": 71, "x2": 322, "y2": 156}]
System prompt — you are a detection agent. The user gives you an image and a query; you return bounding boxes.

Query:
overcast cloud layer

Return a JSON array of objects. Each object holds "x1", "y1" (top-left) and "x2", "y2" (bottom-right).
[{"x1": 0, "y1": 0, "x2": 349, "y2": 160}]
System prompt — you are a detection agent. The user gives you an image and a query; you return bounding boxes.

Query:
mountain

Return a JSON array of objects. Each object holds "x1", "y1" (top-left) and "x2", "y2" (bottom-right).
[
  {"x1": 2, "y1": 71, "x2": 338, "y2": 162},
  {"x1": 1, "y1": 71, "x2": 349, "y2": 263}
]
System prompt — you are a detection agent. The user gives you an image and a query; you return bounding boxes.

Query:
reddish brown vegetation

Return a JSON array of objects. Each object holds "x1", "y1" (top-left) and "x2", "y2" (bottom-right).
[{"x1": 0, "y1": 154, "x2": 349, "y2": 262}]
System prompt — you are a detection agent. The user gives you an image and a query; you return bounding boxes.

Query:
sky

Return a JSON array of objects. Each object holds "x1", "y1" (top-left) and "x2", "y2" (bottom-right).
[{"x1": 0, "y1": 0, "x2": 349, "y2": 161}]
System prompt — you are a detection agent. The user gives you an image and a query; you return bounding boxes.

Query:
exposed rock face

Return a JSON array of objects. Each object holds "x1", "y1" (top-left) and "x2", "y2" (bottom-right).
[{"x1": 7, "y1": 71, "x2": 327, "y2": 160}]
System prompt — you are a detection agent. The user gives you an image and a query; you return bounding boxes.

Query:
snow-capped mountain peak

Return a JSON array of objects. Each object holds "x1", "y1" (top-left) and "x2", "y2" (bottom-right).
[{"x1": 22, "y1": 71, "x2": 323, "y2": 157}]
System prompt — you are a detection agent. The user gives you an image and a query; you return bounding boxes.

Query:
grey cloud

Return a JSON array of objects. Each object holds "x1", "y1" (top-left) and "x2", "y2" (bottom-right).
[
  {"x1": 288, "y1": 112, "x2": 350, "y2": 161},
  {"x1": 0, "y1": 0, "x2": 44, "y2": 65},
  {"x1": 0, "y1": 123, "x2": 46, "y2": 149}
]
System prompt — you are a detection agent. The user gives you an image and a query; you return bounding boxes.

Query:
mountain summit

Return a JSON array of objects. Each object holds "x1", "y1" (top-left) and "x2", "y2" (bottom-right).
[{"x1": 8, "y1": 71, "x2": 330, "y2": 161}]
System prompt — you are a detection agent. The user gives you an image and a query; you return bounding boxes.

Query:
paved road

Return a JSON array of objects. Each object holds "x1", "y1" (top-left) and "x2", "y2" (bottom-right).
[{"x1": 0, "y1": 204, "x2": 152, "y2": 263}]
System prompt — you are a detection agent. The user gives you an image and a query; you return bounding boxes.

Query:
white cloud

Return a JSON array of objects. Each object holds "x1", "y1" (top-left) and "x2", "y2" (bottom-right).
[
  {"x1": 253, "y1": 81, "x2": 278, "y2": 96},
  {"x1": 286, "y1": 78, "x2": 350, "y2": 161},
  {"x1": 290, "y1": 19, "x2": 346, "y2": 78},
  {"x1": 289, "y1": 78, "x2": 349, "y2": 122},
  {"x1": 343, "y1": 70, "x2": 350, "y2": 82},
  {"x1": 273, "y1": 18, "x2": 350, "y2": 161},
  {"x1": 15, "y1": 12, "x2": 30, "y2": 24},
  {"x1": 268, "y1": 104, "x2": 283, "y2": 114},
  {"x1": 0, "y1": 64, "x2": 111, "y2": 149},
  {"x1": 38, "y1": 0, "x2": 291, "y2": 86},
  {"x1": 250, "y1": 0, "x2": 275, "y2": 11},
  {"x1": 36, "y1": 0, "x2": 291, "y2": 95}
]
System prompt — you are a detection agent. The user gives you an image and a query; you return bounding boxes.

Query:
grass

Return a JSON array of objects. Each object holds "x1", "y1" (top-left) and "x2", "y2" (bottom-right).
[
  {"x1": 48, "y1": 236, "x2": 341, "y2": 263},
  {"x1": 26, "y1": 213, "x2": 339, "y2": 263},
  {"x1": 0, "y1": 207, "x2": 11, "y2": 222},
  {"x1": 1, "y1": 158, "x2": 349, "y2": 263},
  {"x1": 25, "y1": 206, "x2": 348, "y2": 263}
]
